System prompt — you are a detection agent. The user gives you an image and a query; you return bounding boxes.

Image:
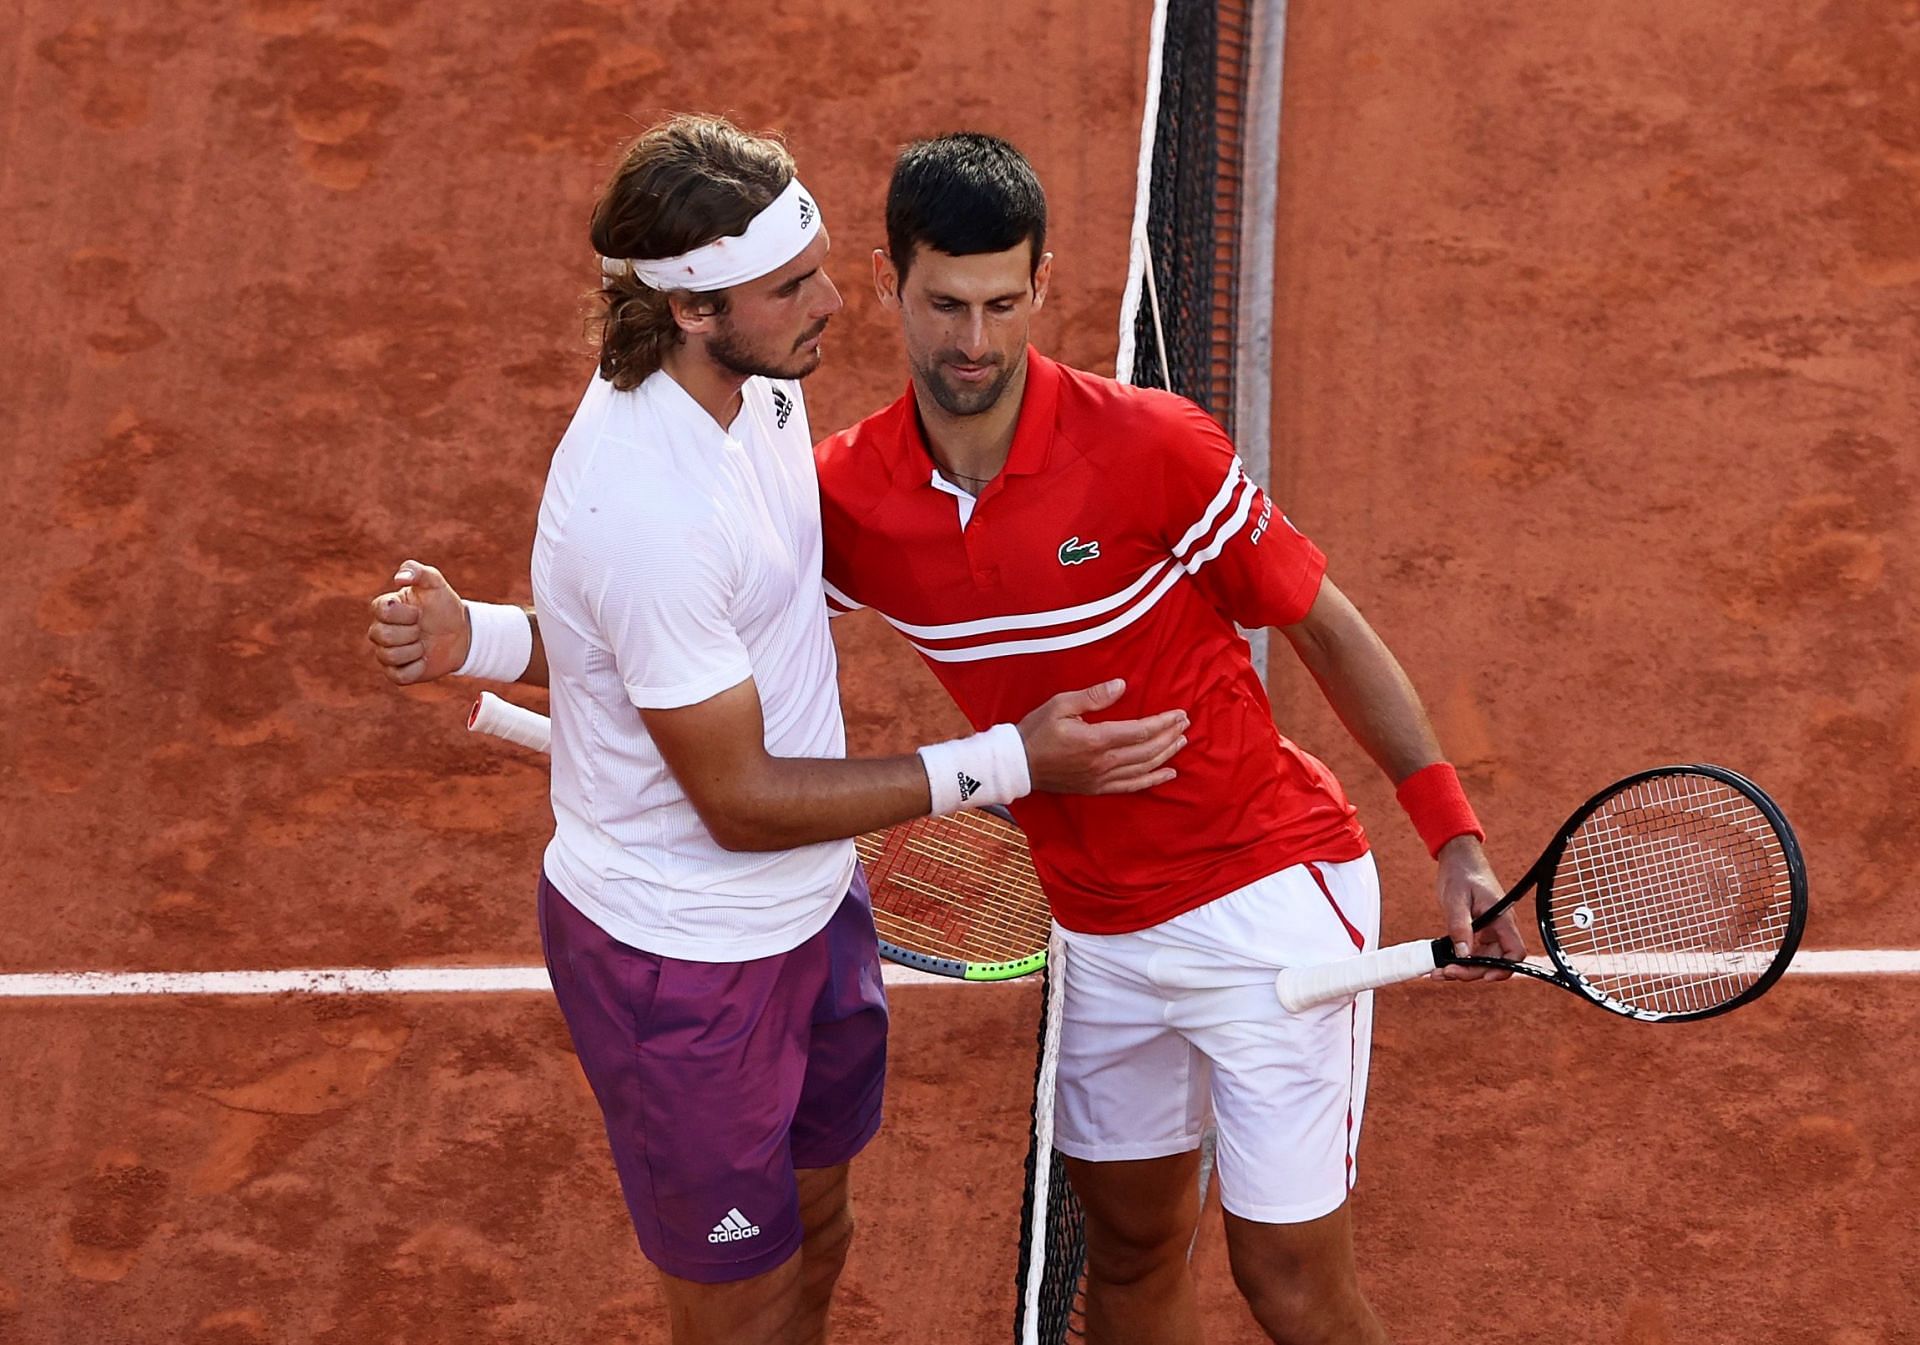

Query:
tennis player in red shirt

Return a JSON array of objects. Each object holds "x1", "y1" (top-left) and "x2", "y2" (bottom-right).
[{"x1": 809, "y1": 135, "x2": 1523, "y2": 1345}]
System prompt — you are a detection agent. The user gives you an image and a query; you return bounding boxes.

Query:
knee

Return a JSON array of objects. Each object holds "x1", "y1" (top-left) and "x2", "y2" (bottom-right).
[
  {"x1": 1230, "y1": 1260, "x2": 1363, "y2": 1345},
  {"x1": 1084, "y1": 1217, "x2": 1192, "y2": 1290},
  {"x1": 799, "y1": 1201, "x2": 853, "y2": 1279}
]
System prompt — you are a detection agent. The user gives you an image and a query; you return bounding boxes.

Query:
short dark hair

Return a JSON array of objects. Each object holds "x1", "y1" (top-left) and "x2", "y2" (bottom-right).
[{"x1": 885, "y1": 133, "x2": 1047, "y2": 279}]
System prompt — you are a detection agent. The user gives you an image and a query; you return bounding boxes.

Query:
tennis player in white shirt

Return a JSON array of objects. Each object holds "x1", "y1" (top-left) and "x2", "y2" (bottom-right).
[{"x1": 367, "y1": 114, "x2": 1187, "y2": 1345}]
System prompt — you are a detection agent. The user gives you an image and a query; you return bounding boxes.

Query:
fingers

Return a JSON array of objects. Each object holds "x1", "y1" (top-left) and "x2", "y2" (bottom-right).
[
  {"x1": 1047, "y1": 678, "x2": 1127, "y2": 717},
  {"x1": 1489, "y1": 913, "x2": 1527, "y2": 961},
  {"x1": 1434, "y1": 886, "x2": 1488, "y2": 981},
  {"x1": 1091, "y1": 766, "x2": 1178, "y2": 795},
  {"x1": 367, "y1": 590, "x2": 422, "y2": 624},
  {"x1": 1443, "y1": 894, "x2": 1473, "y2": 966},
  {"x1": 368, "y1": 611, "x2": 421, "y2": 642},
  {"x1": 393, "y1": 559, "x2": 449, "y2": 592},
  {"x1": 1076, "y1": 708, "x2": 1188, "y2": 749},
  {"x1": 1476, "y1": 914, "x2": 1527, "y2": 982},
  {"x1": 1438, "y1": 914, "x2": 1523, "y2": 983},
  {"x1": 381, "y1": 659, "x2": 428, "y2": 686},
  {"x1": 1090, "y1": 724, "x2": 1187, "y2": 772},
  {"x1": 369, "y1": 633, "x2": 425, "y2": 666}
]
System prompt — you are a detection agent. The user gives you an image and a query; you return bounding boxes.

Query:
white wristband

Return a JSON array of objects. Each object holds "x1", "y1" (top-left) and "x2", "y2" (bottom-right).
[
  {"x1": 917, "y1": 723, "x2": 1032, "y2": 816},
  {"x1": 456, "y1": 601, "x2": 533, "y2": 682}
]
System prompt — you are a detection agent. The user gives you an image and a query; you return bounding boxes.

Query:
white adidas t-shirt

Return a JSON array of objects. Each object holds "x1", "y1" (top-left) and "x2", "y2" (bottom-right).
[{"x1": 531, "y1": 369, "x2": 857, "y2": 961}]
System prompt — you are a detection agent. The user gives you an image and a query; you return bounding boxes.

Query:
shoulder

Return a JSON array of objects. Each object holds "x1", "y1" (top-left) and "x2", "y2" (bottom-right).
[
  {"x1": 743, "y1": 376, "x2": 810, "y2": 439},
  {"x1": 1050, "y1": 361, "x2": 1219, "y2": 457},
  {"x1": 551, "y1": 426, "x2": 728, "y2": 553},
  {"x1": 814, "y1": 392, "x2": 912, "y2": 502}
]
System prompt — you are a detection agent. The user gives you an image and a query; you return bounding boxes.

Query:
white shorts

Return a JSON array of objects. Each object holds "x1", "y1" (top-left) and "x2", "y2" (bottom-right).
[{"x1": 1051, "y1": 853, "x2": 1381, "y2": 1224}]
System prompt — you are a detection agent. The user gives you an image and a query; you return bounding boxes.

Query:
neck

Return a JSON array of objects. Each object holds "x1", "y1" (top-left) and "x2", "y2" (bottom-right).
[
  {"x1": 914, "y1": 349, "x2": 1031, "y2": 487},
  {"x1": 660, "y1": 342, "x2": 749, "y2": 430}
]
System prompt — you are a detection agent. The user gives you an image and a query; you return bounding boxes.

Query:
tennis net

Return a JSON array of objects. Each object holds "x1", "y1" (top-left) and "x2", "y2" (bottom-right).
[{"x1": 1012, "y1": 1, "x2": 1285, "y2": 1340}]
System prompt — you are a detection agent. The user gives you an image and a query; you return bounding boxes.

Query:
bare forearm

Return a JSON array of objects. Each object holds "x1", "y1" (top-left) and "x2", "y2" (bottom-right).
[
  {"x1": 687, "y1": 753, "x2": 933, "y2": 852},
  {"x1": 1281, "y1": 580, "x2": 1444, "y2": 785}
]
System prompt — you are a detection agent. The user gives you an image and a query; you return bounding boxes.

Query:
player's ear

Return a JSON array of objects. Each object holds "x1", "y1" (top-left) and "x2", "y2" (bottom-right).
[
  {"x1": 872, "y1": 248, "x2": 902, "y2": 310},
  {"x1": 667, "y1": 290, "x2": 722, "y2": 336},
  {"x1": 1030, "y1": 251, "x2": 1054, "y2": 311}
]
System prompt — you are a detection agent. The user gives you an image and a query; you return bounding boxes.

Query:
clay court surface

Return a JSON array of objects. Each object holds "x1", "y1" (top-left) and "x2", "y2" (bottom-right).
[{"x1": 2, "y1": 0, "x2": 1915, "y2": 1340}]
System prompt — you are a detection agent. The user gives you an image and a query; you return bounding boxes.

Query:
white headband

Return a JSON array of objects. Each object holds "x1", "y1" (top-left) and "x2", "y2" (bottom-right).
[{"x1": 601, "y1": 177, "x2": 822, "y2": 292}]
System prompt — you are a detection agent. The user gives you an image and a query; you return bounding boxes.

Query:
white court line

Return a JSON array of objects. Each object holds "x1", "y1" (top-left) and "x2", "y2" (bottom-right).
[
  {"x1": 0, "y1": 951, "x2": 1915, "y2": 999},
  {"x1": 0, "y1": 963, "x2": 960, "y2": 999}
]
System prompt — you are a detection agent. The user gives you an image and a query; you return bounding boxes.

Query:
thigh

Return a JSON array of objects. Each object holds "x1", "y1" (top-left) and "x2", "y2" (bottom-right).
[
  {"x1": 1166, "y1": 856, "x2": 1381, "y2": 1225},
  {"x1": 1051, "y1": 930, "x2": 1212, "y2": 1163},
  {"x1": 538, "y1": 872, "x2": 811, "y2": 1285},
  {"x1": 791, "y1": 873, "x2": 889, "y2": 1170}
]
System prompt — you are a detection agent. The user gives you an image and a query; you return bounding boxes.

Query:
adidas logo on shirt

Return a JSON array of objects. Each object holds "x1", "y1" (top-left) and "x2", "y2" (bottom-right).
[
  {"x1": 708, "y1": 1208, "x2": 762, "y2": 1243},
  {"x1": 957, "y1": 771, "x2": 981, "y2": 802},
  {"x1": 771, "y1": 386, "x2": 794, "y2": 428}
]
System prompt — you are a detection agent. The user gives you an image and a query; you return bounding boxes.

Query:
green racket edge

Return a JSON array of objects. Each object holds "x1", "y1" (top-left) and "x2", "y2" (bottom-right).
[{"x1": 877, "y1": 940, "x2": 1048, "y2": 981}]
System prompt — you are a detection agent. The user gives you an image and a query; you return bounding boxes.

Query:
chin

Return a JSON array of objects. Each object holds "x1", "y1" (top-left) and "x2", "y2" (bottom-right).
[{"x1": 936, "y1": 382, "x2": 1002, "y2": 417}]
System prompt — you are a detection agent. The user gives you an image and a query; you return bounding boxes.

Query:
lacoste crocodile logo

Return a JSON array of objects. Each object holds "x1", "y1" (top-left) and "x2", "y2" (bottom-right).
[{"x1": 1057, "y1": 537, "x2": 1101, "y2": 566}]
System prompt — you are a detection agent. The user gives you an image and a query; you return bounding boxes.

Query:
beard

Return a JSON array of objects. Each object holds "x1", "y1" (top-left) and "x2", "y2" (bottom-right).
[
  {"x1": 709, "y1": 316, "x2": 830, "y2": 381},
  {"x1": 913, "y1": 347, "x2": 1019, "y2": 417}
]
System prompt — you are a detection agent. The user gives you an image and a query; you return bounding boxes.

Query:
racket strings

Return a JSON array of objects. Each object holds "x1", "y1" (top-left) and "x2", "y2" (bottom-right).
[
  {"x1": 1547, "y1": 775, "x2": 1795, "y2": 1017},
  {"x1": 855, "y1": 811, "x2": 1050, "y2": 966}
]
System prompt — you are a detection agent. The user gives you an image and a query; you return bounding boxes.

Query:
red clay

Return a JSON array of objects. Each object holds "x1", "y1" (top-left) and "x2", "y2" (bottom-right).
[{"x1": 2, "y1": 0, "x2": 1912, "y2": 1340}]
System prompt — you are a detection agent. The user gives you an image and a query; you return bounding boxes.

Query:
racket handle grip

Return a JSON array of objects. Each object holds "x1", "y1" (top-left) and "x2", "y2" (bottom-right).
[
  {"x1": 468, "y1": 692, "x2": 552, "y2": 755},
  {"x1": 1275, "y1": 938, "x2": 1447, "y2": 1013}
]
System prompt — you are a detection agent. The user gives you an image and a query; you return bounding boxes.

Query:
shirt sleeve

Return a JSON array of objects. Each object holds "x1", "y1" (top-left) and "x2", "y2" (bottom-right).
[
  {"x1": 1155, "y1": 395, "x2": 1326, "y2": 628},
  {"x1": 583, "y1": 511, "x2": 754, "y2": 710}
]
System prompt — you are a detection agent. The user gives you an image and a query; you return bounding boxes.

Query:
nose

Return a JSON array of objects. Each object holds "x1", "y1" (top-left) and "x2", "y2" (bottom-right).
[
  {"x1": 958, "y1": 310, "x2": 989, "y2": 360},
  {"x1": 814, "y1": 271, "x2": 844, "y2": 319}
]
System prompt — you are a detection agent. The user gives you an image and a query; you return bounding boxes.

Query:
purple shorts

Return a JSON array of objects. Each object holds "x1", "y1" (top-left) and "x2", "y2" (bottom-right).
[{"x1": 537, "y1": 867, "x2": 888, "y2": 1284}]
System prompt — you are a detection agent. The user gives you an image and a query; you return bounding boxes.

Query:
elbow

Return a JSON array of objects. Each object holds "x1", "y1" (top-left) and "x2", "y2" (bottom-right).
[
  {"x1": 706, "y1": 819, "x2": 764, "y2": 852},
  {"x1": 695, "y1": 798, "x2": 785, "y2": 853},
  {"x1": 698, "y1": 805, "x2": 756, "y2": 852}
]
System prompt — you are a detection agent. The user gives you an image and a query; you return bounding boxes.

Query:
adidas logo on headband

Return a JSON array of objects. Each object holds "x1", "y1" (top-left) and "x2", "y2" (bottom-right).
[{"x1": 798, "y1": 195, "x2": 816, "y2": 230}]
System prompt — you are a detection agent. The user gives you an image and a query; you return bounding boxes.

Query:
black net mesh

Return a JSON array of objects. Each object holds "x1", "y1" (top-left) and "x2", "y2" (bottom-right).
[
  {"x1": 1010, "y1": 966, "x2": 1087, "y2": 1342},
  {"x1": 1126, "y1": 0, "x2": 1253, "y2": 424},
  {"x1": 1015, "y1": 4, "x2": 1255, "y2": 1340}
]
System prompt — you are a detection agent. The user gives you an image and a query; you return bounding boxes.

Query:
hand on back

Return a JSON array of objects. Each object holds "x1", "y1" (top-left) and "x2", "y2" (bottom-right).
[
  {"x1": 366, "y1": 559, "x2": 469, "y2": 686},
  {"x1": 1019, "y1": 679, "x2": 1188, "y2": 795}
]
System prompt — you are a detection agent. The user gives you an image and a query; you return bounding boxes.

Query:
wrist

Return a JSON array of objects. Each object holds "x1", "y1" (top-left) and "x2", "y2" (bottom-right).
[
  {"x1": 456, "y1": 601, "x2": 534, "y2": 681},
  {"x1": 1396, "y1": 761, "x2": 1484, "y2": 859},
  {"x1": 917, "y1": 723, "x2": 1032, "y2": 816}
]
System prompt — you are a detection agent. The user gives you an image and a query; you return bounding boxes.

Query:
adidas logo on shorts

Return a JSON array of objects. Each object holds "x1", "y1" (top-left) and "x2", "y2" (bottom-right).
[{"x1": 708, "y1": 1208, "x2": 761, "y2": 1243}]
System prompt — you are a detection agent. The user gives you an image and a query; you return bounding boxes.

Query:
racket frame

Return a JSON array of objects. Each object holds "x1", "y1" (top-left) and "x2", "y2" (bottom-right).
[
  {"x1": 1441, "y1": 762, "x2": 1808, "y2": 1022},
  {"x1": 862, "y1": 805, "x2": 1051, "y2": 982}
]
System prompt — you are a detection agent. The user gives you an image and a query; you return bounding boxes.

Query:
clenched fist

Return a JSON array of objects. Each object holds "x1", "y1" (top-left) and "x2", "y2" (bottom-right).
[{"x1": 366, "y1": 559, "x2": 469, "y2": 686}]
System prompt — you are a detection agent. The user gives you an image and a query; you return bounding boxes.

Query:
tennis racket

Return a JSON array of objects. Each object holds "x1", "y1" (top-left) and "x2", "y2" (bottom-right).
[
  {"x1": 1150, "y1": 764, "x2": 1807, "y2": 1022},
  {"x1": 465, "y1": 693, "x2": 1052, "y2": 981}
]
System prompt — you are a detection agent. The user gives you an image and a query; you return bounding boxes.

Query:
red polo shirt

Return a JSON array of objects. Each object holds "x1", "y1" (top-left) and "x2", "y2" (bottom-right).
[{"x1": 816, "y1": 350, "x2": 1367, "y2": 934}]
